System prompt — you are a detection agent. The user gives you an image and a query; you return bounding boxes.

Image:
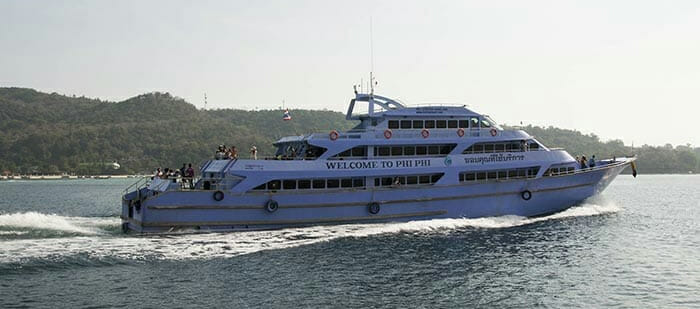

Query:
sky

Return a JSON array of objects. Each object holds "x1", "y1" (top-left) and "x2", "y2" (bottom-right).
[{"x1": 1, "y1": 0, "x2": 699, "y2": 147}]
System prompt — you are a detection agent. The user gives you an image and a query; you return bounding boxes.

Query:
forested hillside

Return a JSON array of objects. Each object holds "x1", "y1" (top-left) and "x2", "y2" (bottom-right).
[
  {"x1": 515, "y1": 125, "x2": 699, "y2": 174},
  {"x1": 0, "y1": 88, "x2": 353, "y2": 174},
  {"x1": 0, "y1": 87, "x2": 697, "y2": 174}
]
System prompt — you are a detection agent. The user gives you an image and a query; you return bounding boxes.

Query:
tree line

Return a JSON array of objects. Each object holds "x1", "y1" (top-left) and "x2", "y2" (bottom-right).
[{"x1": 0, "y1": 87, "x2": 697, "y2": 175}]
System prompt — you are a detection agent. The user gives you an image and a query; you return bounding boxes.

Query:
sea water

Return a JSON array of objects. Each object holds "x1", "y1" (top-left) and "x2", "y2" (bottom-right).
[{"x1": 0, "y1": 176, "x2": 698, "y2": 308}]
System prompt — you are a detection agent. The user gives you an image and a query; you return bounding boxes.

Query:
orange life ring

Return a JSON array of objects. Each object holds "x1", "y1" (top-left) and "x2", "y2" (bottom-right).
[
  {"x1": 421, "y1": 129, "x2": 430, "y2": 138},
  {"x1": 457, "y1": 128, "x2": 465, "y2": 137},
  {"x1": 329, "y1": 130, "x2": 339, "y2": 141},
  {"x1": 490, "y1": 128, "x2": 498, "y2": 137},
  {"x1": 384, "y1": 129, "x2": 392, "y2": 139}
]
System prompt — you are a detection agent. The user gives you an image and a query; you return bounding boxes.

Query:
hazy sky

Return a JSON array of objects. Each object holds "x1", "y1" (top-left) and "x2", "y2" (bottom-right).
[{"x1": 2, "y1": 1, "x2": 699, "y2": 146}]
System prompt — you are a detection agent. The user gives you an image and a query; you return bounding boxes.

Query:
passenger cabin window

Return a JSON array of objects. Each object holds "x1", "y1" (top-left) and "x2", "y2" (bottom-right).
[
  {"x1": 544, "y1": 166, "x2": 575, "y2": 176},
  {"x1": 332, "y1": 146, "x2": 368, "y2": 158},
  {"x1": 373, "y1": 173, "x2": 444, "y2": 187},
  {"x1": 459, "y1": 167, "x2": 540, "y2": 182},
  {"x1": 253, "y1": 177, "x2": 367, "y2": 192},
  {"x1": 374, "y1": 144, "x2": 456, "y2": 157},
  {"x1": 386, "y1": 119, "x2": 472, "y2": 130},
  {"x1": 463, "y1": 140, "x2": 544, "y2": 154}
]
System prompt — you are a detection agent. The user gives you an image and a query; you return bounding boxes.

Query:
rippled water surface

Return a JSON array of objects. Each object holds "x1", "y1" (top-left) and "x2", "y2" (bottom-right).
[{"x1": 1, "y1": 176, "x2": 698, "y2": 308}]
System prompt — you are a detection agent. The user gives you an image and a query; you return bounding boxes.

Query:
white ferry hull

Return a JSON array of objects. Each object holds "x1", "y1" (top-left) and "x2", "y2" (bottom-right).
[{"x1": 121, "y1": 160, "x2": 631, "y2": 233}]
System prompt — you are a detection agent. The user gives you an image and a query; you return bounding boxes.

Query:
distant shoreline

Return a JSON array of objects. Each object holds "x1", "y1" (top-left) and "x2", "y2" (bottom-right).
[
  {"x1": 1, "y1": 173, "x2": 696, "y2": 181},
  {"x1": 0, "y1": 175, "x2": 147, "y2": 180}
]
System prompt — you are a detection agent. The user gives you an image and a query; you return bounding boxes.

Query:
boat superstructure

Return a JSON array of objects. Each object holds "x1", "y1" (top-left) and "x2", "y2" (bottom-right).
[{"x1": 121, "y1": 92, "x2": 635, "y2": 233}]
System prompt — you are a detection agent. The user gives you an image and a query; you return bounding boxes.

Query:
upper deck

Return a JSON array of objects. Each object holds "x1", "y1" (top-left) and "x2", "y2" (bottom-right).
[{"x1": 271, "y1": 93, "x2": 537, "y2": 160}]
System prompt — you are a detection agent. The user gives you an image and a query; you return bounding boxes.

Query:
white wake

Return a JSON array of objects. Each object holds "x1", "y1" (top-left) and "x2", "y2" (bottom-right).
[{"x1": 0, "y1": 199, "x2": 621, "y2": 264}]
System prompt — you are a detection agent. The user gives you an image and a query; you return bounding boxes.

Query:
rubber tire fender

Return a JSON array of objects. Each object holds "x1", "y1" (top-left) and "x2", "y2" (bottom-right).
[
  {"x1": 213, "y1": 190, "x2": 225, "y2": 202},
  {"x1": 266, "y1": 200, "x2": 279, "y2": 213},
  {"x1": 368, "y1": 202, "x2": 381, "y2": 215},
  {"x1": 521, "y1": 190, "x2": 532, "y2": 201}
]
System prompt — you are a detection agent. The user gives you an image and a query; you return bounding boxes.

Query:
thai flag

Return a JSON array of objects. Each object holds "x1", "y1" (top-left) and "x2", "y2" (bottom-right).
[{"x1": 282, "y1": 109, "x2": 291, "y2": 121}]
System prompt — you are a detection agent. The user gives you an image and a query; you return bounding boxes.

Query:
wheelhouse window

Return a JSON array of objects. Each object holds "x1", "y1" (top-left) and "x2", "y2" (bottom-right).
[{"x1": 470, "y1": 117, "x2": 479, "y2": 128}]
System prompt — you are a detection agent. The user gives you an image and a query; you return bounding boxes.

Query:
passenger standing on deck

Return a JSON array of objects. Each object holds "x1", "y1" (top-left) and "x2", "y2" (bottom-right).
[
  {"x1": 250, "y1": 145, "x2": 258, "y2": 160},
  {"x1": 215, "y1": 145, "x2": 225, "y2": 159},
  {"x1": 589, "y1": 155, "x2": 596, "y2": 168},
  {"x1": 185, "y1": 163, "x2": 194, "y2": 189},
  {"x1": 231, "y1": 146, "x2": 239, "y2": 159},
  {"x1": 179, "y1": 164, "x2": 186, "y2": 179},
  {"x1": 580, "y1": 156, "x2": 588, "y2": 169}
]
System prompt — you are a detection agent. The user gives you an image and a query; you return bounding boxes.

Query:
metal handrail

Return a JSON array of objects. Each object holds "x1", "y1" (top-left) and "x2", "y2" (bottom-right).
[
  {"x1": 123, "y1": 176, "x2": 150, "y2": 193},
  {"x1": 544, "y1": 157, "x2": 635, "y2": 177}
]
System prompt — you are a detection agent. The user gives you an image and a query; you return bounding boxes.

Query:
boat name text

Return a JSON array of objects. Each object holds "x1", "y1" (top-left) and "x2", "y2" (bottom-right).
[
  {"x1": 464, "y1": 154, "x2": 525, "y2": 165},
  {"x1": 325, "y1": 159, "x2": 431, "y2": 170}
]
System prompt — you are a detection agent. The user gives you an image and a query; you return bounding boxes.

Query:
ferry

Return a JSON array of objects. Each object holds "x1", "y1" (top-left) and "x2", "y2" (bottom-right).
[{"x1": 121, "y1": 91, "x2": 636, "y2": 233}]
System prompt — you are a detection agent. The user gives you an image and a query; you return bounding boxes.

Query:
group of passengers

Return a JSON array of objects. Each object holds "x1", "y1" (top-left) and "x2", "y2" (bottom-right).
[
  {"x1": 214, "y1": 145, "x2": 259, "y2": 160},
  {"x1": 576, "y1": 155, "x2": 597, "y2": 169},
  {"x1": 215, "y1": 145, "x2": 239, "y2": 160},
  {"x1": 153, "y1": 163, "x2": 196, "y2": 188}
]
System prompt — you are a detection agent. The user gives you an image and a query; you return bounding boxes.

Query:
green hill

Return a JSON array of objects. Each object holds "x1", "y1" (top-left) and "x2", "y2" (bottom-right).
[
  {"x1": 0, "y1": 88, "x2": 354, "y2": 174},
  {"x1": 0, "y1": 87, "x2": 697, "y2": 175}
]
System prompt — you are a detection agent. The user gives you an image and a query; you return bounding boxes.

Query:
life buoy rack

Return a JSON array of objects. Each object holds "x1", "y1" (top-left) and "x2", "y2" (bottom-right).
[
  {"x1": 490, "y1": 128, "x2": 498, "y2": 137},
  {"x1": 521, "y1": 190, "x2": 532, "y2": 201},
  {"x1": 457, "y1": 128, "x2": 465, "y2": 137},
  {"x1": 421, "y1": 129, "x2": 430, "y2": 138},
  {"x1": 329, "y1": 130, "x2": 339, "y2": 141},
  {"x1": 266, "y1": 199, "x2": 279, "y2": 213},
  {"x1": 368, "y1": 202, "x2": 381, "y2": 215},
  {"x1": 384, "y1": 129, "x2": 392, "y2": 139},
  {"x1": 213, "y1": 190, "x2": 224, "y2": 201}
]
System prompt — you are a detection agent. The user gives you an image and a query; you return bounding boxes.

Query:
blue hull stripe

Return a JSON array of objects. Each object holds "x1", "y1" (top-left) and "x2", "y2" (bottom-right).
[
  {"x1": 124, "y1": 210, "x2": 448, "y2": 227},
  {"x1": 147, "y1": 181, "x2": 595, "y2": 210}
]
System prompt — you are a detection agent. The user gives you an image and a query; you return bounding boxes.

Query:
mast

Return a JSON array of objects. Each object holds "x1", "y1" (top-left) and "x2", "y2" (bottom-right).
[{"x1": 368, "y1": 17, "x2": 375, "y2": 117}]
